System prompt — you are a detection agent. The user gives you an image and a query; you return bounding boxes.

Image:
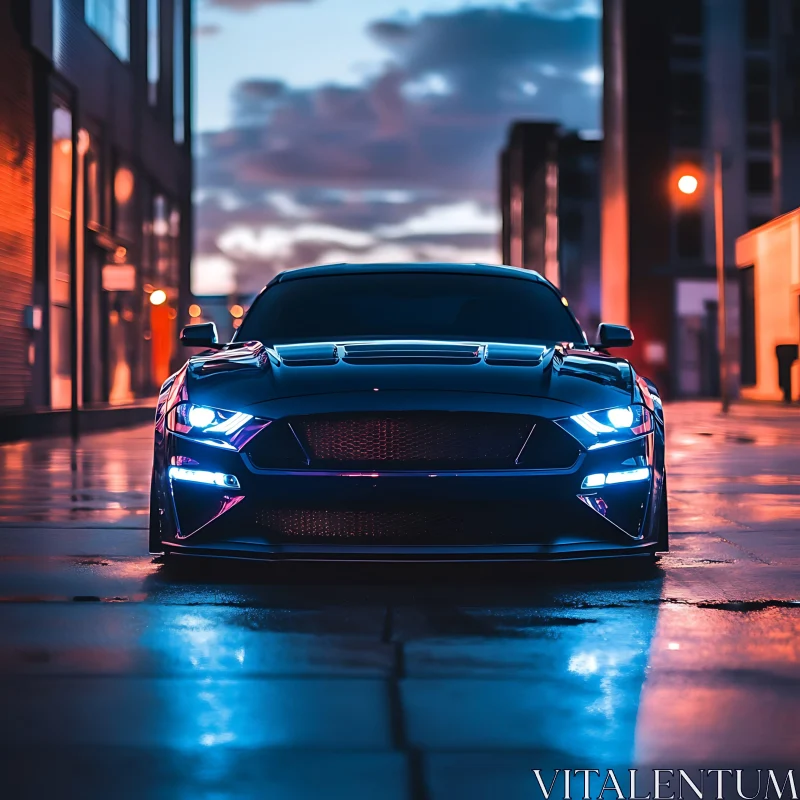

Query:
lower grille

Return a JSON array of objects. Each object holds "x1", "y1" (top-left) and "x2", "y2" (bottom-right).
[{"x1": 254, "y1": 508, "x2": 514, "y2": 544}]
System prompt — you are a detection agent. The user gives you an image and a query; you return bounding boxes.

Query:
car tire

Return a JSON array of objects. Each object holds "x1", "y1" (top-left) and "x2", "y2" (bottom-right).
[{"x1": 148, "y1": 470, "x2": 164, "y2": 555}]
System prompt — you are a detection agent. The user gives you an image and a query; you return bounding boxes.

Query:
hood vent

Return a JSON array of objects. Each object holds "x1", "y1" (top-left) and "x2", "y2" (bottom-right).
[
  {"x1": 342, "y1": 341, "x2": 481, "y2": 365},
  {"x1": 276, "y1": 343, "x2": 339, "y2": 366},
  {"x1": 270, "y1": 340, "x2": 548, "y2": 367},
  {"x1": 484, "y1": 343, "x2": 547, "y2": 366}
]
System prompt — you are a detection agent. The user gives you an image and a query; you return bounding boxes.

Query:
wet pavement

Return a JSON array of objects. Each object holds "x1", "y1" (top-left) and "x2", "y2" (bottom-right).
[{"x1": 0, "y1": 402, "x2": 798, "y2": 799}]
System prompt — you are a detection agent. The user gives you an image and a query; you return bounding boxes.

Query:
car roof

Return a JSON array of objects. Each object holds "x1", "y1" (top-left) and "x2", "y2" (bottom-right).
[{"x1": 271, "y1": 262, "x2": 548, "y2": 285}]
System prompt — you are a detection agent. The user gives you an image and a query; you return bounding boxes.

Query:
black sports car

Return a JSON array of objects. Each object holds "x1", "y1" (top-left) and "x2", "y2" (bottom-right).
[{"x1": 150, "y1": 262, "x2": 668, "y2": 565}]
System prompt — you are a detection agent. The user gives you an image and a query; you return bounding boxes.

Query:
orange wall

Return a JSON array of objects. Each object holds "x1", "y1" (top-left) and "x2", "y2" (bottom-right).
[
  {"x1": 0, "y1": 4, "x2": 35, "y2": 407},
  {"x1": 150, "y1": 304, "x2": 176, "y2": 387},
  {"x1": 736, "y1": 211, "x2": 800, "y2": 401}
]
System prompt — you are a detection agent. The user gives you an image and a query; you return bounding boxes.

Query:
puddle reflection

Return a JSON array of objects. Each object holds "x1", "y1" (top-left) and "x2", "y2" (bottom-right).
[{"x1": 141, "y1": 561, "x2": 665, "y2": 764}]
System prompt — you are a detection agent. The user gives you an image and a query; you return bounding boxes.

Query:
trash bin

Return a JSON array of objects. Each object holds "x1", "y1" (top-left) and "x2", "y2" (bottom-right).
[{"x1": 775, "y1": 344, "x2": 799, "y2": 403}]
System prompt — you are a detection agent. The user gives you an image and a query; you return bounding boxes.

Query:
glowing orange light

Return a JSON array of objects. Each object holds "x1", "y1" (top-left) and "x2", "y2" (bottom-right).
[
  {"x1": 677, "y1": 174, "x2": 699, "y2": 195},
  {"x1": 143, "y1": 283, "x2": 155, "y2": 294},
  {"x1": 150, "y1": 289, "x2": 167, "y2": 306},
  {"x1": 229, "y1": 304, "x2": 244, "y2": 319},
  {"x1": 114, "y1": 167, "x2": 135, "y2": 204},
  {"x1": 233, "y1": 318, "x2": 242, "y2": 329},
  {"x1": 188, "y1": 304, "x2": 202, "y2": 318},
  {"x1": 77, "y1": 129, "x2": 91, "y2": 156}
]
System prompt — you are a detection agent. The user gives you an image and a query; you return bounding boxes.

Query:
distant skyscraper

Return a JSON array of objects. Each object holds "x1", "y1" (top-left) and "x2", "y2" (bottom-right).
[
  {"x1": 499, "y1": 123, "x2": 601, "y2": 335},
  {"x1": 500, "y1": 122, "x2": 561, "y2": 286},
  {"x1": 602, "y1": 0, "x2": 800, "y2": 397}
]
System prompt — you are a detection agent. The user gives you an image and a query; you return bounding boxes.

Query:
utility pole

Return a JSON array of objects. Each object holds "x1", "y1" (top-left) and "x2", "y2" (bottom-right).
[{"x1": 714, "y1": 151, "x2": 729, "y2": 413}]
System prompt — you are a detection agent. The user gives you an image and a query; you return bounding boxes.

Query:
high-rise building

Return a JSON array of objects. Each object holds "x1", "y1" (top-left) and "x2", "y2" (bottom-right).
[
  {"x1": 602, "y1": 0, "x2": 800, "y2": 397},
  {"x1": 500, "y1": 122, "x2": 561, "y2": 286},
  {"x1": 499, "y1": 123, "x2": 602, "y2": 335},
  {"x1": 558, "y1": 133, "x2": 603, "y2": 337},
  {"x1": 0, "y1": 0, "x2": 192, "y2": 431}
]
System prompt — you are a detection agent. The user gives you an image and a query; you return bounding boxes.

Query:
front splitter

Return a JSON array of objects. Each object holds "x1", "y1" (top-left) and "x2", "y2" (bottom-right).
[{"x1": 162, "y1": 539, "x2": 658, "y2": 563}]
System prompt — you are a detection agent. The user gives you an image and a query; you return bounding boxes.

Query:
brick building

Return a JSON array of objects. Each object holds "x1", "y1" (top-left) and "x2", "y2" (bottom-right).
[{"x1": 0, "y1": 0, "x2": 192, "y2": 431}]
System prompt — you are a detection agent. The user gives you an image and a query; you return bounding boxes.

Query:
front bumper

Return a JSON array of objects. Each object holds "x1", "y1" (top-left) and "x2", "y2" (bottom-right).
[{"x1": 154, "y1": 429, "x2": 664, "y2": 562}]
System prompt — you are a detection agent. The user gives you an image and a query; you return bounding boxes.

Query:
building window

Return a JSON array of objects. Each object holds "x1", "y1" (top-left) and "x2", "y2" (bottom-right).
[
  {"x1": 746, "y1": 58, "x2": 771, "y2": 87},
  {"x1": 745, "y1": 58, "x2": 771, "y2": 126},
  {"x1": 50, "y1": 103, "x2": 74, "y2": 410},
  {"x1": 86, "y1": 143, "x2": 103, "y2": 228},
  {"x1": 559, "y1": 170, "x2": 591, "y2": 199},
  {"x1": 173, "y1": 0, "x2": 185, "y2": 143},
  {"x1": 113, "y1": 162, "x2": 136, "y2": 241},
  {"x1": 747, "y1": 160, "x2": 773, "y2": 194},
  {"x1": 746, "y1": 129, "x2": 772, "y2": 149},
  {"x1": 560, "y1": 210, "x2": 584, "y2": 242},
  {"x1": 675, "y1": 211, "x2": 703, "y2": 259},
  {"x1": 739, "y1": 266, "x2": 756, "y2": 386},
  {"x1": 85, "y1": 0, "x2": 130, "y2": 61},
  {"x1": 745, "y1": 0, "x2": 770, "y2": 45},
  {"x1": 671, "y1": 71, "x2": 704, "y2": 146},
  {"x1": 746, "y1": 89, "x2": 771, "y2": 124},
  {"x1": 148, "y1": 0, "x2": 160, "y2": 106},
  {"x1": 53, "y1": 0, "x2": 65, "y2": 68},
  {"x1": 671, "y1": 41, "x2": 702, "y2": 59},
  {"x1": 672, "y1": 0, "x2": 703, "y2": 37}
]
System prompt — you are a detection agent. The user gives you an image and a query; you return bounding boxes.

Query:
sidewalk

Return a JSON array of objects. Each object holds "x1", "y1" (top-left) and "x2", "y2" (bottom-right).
[{"x1": 0, "y1": 399, "x2": 157, "y2": 444}]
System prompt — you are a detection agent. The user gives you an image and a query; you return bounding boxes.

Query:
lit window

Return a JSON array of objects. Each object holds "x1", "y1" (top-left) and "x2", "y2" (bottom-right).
[
  {"x1": 148, "y1": 0, "x2": 160, "y2": 105},
  {"x1": 85, "y1": 0, "x2": 130, "y2": 62}
]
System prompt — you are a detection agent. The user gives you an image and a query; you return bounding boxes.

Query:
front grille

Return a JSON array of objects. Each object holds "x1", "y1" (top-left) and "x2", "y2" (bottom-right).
[
  {"x1": 295, "y1": 412, "x2": 532, "y2": 469},
  {"x1": 245, "y1": 413, "x2": 580, "y2": 472},
  {"x1": 254, "y1": 507, "x2": 516, "y2": 544}
]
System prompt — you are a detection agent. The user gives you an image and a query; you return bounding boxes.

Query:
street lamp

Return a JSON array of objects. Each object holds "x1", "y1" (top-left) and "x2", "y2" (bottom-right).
[
  {"x1": 674, "y1": 154, "x2": 729, "y2": 413},
  {"x1": 677, "y1": 174, "x2": 699, "y2": 195}
]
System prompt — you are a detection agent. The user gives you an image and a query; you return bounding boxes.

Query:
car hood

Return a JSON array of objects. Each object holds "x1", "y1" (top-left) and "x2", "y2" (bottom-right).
[{"x1": 182, "y1": 340, "x2": 635, "y2": 415}]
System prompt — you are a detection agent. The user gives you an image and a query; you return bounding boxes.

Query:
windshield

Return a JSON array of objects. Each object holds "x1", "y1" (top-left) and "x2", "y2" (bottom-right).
[{"x1": 235, "y1": 272, "x2": 585, "y2": 345}]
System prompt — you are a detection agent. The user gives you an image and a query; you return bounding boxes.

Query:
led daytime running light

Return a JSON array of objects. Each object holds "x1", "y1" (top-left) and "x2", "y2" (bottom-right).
[
  {"x1": 168, "y1": 466, "x2": 241, "y2": 489},
  {"x1": 581, "y1": 467, "x2": 650, "y2": 489}
]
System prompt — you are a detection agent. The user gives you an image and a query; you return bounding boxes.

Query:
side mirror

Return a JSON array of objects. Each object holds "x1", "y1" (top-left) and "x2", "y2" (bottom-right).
[
  {"x1": 595, "y1": 323, "x2": 634, "y2": 349},
  {"x1": 180, "y1": 322, "x2": 222, "y2": 349}
]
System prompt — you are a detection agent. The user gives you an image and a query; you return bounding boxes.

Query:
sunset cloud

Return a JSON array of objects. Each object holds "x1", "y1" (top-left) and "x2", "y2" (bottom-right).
[{"x1": 194, "y1": 4, "x2": 600, "y2": 295}]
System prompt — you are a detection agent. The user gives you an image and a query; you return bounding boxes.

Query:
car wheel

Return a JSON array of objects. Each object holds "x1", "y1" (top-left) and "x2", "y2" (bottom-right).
[{"x1": 148, "y1": 470, "x2": 164, "y2": 555}]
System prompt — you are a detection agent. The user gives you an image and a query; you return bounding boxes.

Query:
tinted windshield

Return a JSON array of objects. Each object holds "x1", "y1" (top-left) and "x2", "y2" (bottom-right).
[{"x1": 236, "y1": 272, "x2": 585, "y2": 345}]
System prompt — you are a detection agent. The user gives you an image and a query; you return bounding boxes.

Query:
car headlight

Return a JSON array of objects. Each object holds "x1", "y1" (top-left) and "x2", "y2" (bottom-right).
[
  {"x1": 556, "y1": 404, "x2": 653, "y2": 449},
  {"x1": 167, "y1": 402, "x2": 269, "y2": 450}
]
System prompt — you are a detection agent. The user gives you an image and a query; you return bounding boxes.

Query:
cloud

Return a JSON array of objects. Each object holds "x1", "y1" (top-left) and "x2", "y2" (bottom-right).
[
  {"x1": 195, "y1": 5, "x2": 600, "y2": 295},
  {"x1": 217, "y1": 223, "x2": 376, "y2": 261},
  {"x1": 524, "y1": 0, "x2": 601, "y2": 18},
  {"x1": 377, "y1": 201, "x2": 500, "y2": 238},
  {"x1": 191, "y1": 254, "x2": 238, "y2": 296},
  {"x1": 194, "y1": 23, "x2": 222, "y2": 37}
]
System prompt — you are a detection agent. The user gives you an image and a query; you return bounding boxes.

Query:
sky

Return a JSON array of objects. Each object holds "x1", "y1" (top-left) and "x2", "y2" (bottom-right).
[{"x1": 193, "y1": 0, "x2": 602, "y2": 297}]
